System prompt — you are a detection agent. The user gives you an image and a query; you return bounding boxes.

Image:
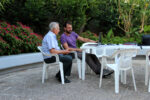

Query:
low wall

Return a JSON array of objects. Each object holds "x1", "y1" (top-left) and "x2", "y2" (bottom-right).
[
  {"x1": 0, "y1": 53, "x2": 43, "y2": 70},
  {"x1": 0, "y1": 49, "x2": 147, "y2": 70}
]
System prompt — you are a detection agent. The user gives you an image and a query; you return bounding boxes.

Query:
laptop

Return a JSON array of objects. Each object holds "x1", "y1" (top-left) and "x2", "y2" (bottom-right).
[
  {"x1": 98, "y1": 32, "x2": 102, "y2": 45},
  {"x1": 87, "y1": 32, "x2": 102, "y2": 46}
]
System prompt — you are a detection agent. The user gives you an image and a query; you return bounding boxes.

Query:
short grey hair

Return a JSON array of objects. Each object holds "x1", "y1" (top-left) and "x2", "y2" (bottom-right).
[{"x1": 49, "y1": 22, "x2": 59, "y2": 31}]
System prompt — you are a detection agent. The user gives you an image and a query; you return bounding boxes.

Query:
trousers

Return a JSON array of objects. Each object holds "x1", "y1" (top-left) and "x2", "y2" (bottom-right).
[
  {"x1": 44, "y1": 54, "x2": 73, "y2": 77},
  {"x1": 69, "y1": 52, "x2": 101, "y2": 74}
]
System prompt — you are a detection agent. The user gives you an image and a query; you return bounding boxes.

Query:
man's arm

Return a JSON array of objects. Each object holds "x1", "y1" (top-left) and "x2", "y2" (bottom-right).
[
  {"x1": 77, "y1": 36, "x2": 96, "y2": 43},
  {"x1": 63, "y1": 43, "x2": 82, "y2": 52},
  {"x1": 50, "y1": 48, "x2": 70, "y2": 54}
]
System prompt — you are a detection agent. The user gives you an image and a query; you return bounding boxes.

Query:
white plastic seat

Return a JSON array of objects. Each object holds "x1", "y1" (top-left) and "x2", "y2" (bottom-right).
[
  {"x1": 60, "y1": 45, "x2": 81, "y2": 79},
  {"x1": 145, "y1": 50, "x2": 150, "y2": 92},
  {"x1": 80, "y1": 42, "x2": 98, "y2": 73},
  {"x1": 37, "y1": 46, "x2": 64, "y2": 84},
  {"x1": 80, "y1": 42, "x2": 108, "y2": 74},
  {"x1": 146, "y1": 50, "x2": 150, "y2": 86},
  {"x1": 80, "y1": 42, "x2": 98, "y2": 54},
  {"x1": 99, "y1": 49, "x2": 138, "y2": 93}
]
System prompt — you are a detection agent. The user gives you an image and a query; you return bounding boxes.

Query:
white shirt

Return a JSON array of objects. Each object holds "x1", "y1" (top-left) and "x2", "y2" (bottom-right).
[{"x1": 42, "y1": 31, "x2": 60, "y2": 59}]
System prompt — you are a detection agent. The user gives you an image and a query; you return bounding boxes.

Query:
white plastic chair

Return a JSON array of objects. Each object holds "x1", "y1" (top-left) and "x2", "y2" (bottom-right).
[
  {"x1": 145, "y1": 50, "x2": 150, "y2": 92},
  {"x1": 80, "y1": 42, "x2": 98, "y2": 73},
  {"x1": 99, "y1": 49, "x2": 138, "y2": 93},
  {"x1": 80, "y1": 42, "x2": 98, "y2": 54},
  {"x1": 80, "y1": 42, "x2": 108, "y2": 74},
  {"x1": 37, "y1": 46, "x2": 64, "y2": 84},
  {"x1": 61, "y1": 45, "x2": 81, "y2": 79},
  {"x1": 145, "y1": 50, "x2": 150, "y2": 86},
  {"x1": 71, "y1": 51, "x2": 82, "y2": 79},
  {"x1": 60, "y1": 45, "x2": 81, "y2": 79}
]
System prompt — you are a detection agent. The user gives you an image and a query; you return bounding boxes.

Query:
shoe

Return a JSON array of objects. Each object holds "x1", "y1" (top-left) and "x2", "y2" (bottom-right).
[
  {"x1": 64, "y1": 77, "x2": 71, "y2": 83},
  {"x1": 55, "y1": 72, "x2": 60, "y2": 78},
  {"x1": 55, "y1": 75, "x2": 71, "y2": 83},
  {"x1": 55, "y1": 74, "x2": 61, "y2": 82},
  {"x1": 103, "y1": 69, "x2": 114, "y2": 78}
]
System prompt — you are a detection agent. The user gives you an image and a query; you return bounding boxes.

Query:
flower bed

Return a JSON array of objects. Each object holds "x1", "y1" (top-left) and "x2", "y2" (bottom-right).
[{"x1": 0, "y1": 21, "x2": 42, "y2": 56}]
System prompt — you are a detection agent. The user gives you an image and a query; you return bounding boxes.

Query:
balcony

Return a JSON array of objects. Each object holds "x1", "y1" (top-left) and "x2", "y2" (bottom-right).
[{"x1": 0, "y1": 56, "x2": 149, "y2": 100}]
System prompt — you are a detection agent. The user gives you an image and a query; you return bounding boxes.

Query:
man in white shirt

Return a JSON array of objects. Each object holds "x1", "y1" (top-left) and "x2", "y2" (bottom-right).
[{"x1": 42, "y1": 22, "x2": 72, "y2": 83}]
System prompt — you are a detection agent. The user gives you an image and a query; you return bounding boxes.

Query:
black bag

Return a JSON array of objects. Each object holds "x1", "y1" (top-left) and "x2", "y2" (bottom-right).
[{"x1": 142, "y1": 35, "x2": 150, "y2": 46}]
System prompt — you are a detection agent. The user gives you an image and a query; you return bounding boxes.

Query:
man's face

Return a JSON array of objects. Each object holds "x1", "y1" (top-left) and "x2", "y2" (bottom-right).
[
  {"x1": 64, "y1": 24, "x2": 72, "y2": 34},
  {"x1": 53, "y1": 24, "x2": 60, "y2": 35}
]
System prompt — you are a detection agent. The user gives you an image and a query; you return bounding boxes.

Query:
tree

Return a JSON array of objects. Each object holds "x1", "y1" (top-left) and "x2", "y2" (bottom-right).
[
  {"x1": 117, "y1": 0, "x2": 150, "y2": 37},
  {"x1": 0, "y1": 0, "x2": 10, "y2": 12}
]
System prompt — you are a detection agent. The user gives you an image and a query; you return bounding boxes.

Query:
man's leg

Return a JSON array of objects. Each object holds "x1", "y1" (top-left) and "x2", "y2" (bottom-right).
[
  {"x1": 85, "y1": 53, "x2": 101, "y2": 74},
  {"x1": 87, "y1": 54, "x2": 114, "y2": 77},
  {"x1": 89, "y1": 54, "x2": 102, "y2": 73},
  {"x1": 77, "y1": 52, "x2": 100, "y2": 74},
  {"x1": 44, "y1": 56, "x2": 56, "y2": 63},
  {"x1": 68, "y1": 53, "x2": 75, "y2": 59},
  {"x1": 57, "y1": 54, "x2": 73, "y2": 83},
  {"x1": 59, "y1": 54, "x2": 73, "y2": 77},
  {"x1": 44, "y1": 57, "x2": 61, "y2": 78},
  {"x1": 77, "y1": 52, "x2": 113, "y2": 77},
  {"x1": 44, "y1": 55, "x2": 73, "y2": 83}
]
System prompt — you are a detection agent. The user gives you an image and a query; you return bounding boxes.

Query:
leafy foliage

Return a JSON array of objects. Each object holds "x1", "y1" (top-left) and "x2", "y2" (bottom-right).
[
  {"x1": 0, "y1": 0, "x2": 51, "y2": 34},
  {"x1": 0, "y1": 0, "x2": 119, "y2": 35},
  {"x1": 117, "y1": 0, "x2": 150, "y2": 37},
  {"x1": 77, "y1": 30, "x2": 142, "y2": 47},
  {"x1": 0, "y1": 0, "x2": 150, "y2": 50},
  {"x1": 77, "y1": 31, "x2": 98, "y2": 47},
  {"x1": 0, "y1": 21, "x2": 42, "y2": 56},
  {"x1": 0, "y1": 0, "x2": 10, "y2": 12},
  {"x1": 144, "y1": 25, "x2": 150, "y2": 33}
]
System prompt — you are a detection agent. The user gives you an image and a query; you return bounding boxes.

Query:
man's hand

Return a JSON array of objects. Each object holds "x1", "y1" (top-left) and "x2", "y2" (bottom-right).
[
  {"x1": 76, "y1": 48, "x2": 82, "y2": 52},
  {"x1": 78, "y1": 36, "x2": 96, "y2": 43},
  {"x1": 62, "y1": 50, "x2": 70, "y2": 54},
  {"x1": 90, "y1": 40, "x2": 97, "y2": 43},
  {"x1": 63, "y1": 45, "x2": 82, "y2": 52},
  {"x1": 50, "y1": 48, "x2": 70, "y2": 54}
]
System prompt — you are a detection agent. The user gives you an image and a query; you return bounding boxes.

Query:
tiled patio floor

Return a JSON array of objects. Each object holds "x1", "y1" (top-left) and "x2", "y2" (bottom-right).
[{"x1": 0, "y1": 56, "x2": 150, "y2": 100}]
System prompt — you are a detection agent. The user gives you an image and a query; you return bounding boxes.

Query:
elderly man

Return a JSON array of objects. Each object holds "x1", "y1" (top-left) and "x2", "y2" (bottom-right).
[
  {"x1": 60, "y1": 21, "x2": 113, "y2": 77},
  {"x1": 42, "y1": 22, "x2": 72, "y2": 83}
]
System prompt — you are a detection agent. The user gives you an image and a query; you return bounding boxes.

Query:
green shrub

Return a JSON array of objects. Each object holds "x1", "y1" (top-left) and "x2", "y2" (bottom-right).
[
  {"x1": 144, "y1": 25, "x2": 150, "y2": 34},
  {"x1": 76, "y1": 31, "x2": 98, "y2": 47},
  {"x1": 77, "y1": 30, "x2": 142, "y2": 47},
  {"x1": 0, "y1": 21, "x2": 42, "y2": 56}
]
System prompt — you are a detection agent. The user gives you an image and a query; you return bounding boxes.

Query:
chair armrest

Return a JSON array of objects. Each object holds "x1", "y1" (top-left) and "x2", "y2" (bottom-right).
[
  {"x1": 146, "y1": 50, "x2": 150, "y2": 57},
  {"x1": 51, "y1": 54, "x2": 60, "y2": 62},
  {"x1": 37, "y1": 46, "x2": 60, "y2": 62},
  {"x1": 146, "y1": 50, "x2": 150, "y2": 62},
  {"x1": 80, "y1": 47, "x2": 86, "y2": 50},
  {"x1": 70, "y1": 51, "x2": 76, "y2": 53},
  {"x1": 43, "y1": 53, "x2": 60, "y2": 62},
  {"x1": 81, "y1": 42, "x2": 97, "y2": 47},
  {"x1": 70, "y1": 51, "x2": 78, "y2": 59}
]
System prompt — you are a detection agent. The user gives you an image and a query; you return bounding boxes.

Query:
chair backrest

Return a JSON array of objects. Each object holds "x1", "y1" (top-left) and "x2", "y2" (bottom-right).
[
  {"x1": 38, "y1": 46, "x2": 60, "y2": 62},
  {"x1": 146, "y1": 50, "x2": 150, "y2": 65},
  {"x1": 112, "y1": 49, "x2": 138, "y2": 69},
  {"x1": 37, "y1": 46, "x2": 52, "y2": 57},
  {"x1": 81, "y1": 42, "x2": 98, "y2": 48},
  {"x1": 80, "y1": 42, "x2": 98, "y2": 54},
  {"x1": 60, "y1": 44, "x2": 65, "y2": 50}
]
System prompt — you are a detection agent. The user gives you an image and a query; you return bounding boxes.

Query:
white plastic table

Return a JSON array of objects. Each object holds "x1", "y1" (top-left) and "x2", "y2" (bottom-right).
[{"x1": 80, "y1": 44, "x2": 150, "y2": 81}]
